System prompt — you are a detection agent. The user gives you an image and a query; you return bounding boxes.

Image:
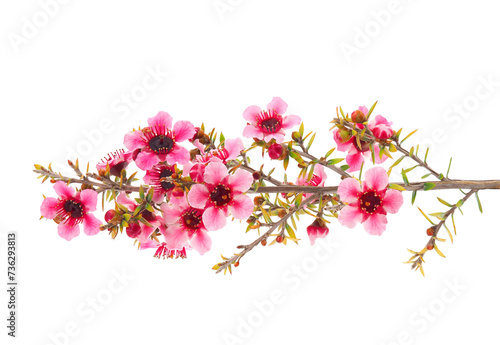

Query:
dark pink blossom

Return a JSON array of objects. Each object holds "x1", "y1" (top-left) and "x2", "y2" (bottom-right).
[
  {"x1": 242, "y1": 97, "x2": 301, "y2": 143},
  {"x1": 337, "y1": 167, "x2": 403, "y2": 235},
  {"x1": 143, "y1": 163, "x2": 177, "y2": 203},
  {"x1": 124, "y1": 111, "x2": 195, "y2": 170},
  {"x1": 40, "y1": 181, "x2": 102, "y2": 241},
  {"x1": 96, "y1": 149, "x2": 133, "y2": 176}
]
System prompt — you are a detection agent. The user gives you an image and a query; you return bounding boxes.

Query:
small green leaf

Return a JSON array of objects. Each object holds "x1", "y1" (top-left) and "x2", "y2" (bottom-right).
[
  {"x1": 437, "y1": 197, "x2": 453, "y2": 207},
  {"x1": 325, "y1": 147, "x2": 336, "y2": 159},
  {"x1": 423, "y1": 183, "x2": 436, "y2": 191},
  {"x1": 365, "y1": 100, "x2": 378, "y2": 120},
  {"x1": 417, "y1": 207, "x2": 435, "y2": 225},
  {"x1": 340, "y1": 164, "x2": 350, "y2": 171},
  {"x1": 446, "y1": 157, "x2": 452, "y2": 178},
  {"x1": 401, "y1": 169, "x2": 410, "y2": 185},
  {"x1": 389, "y1": 183, "x2": 406, "y2": 191},
  {"x1": 327, "y1": 158, "x2": 344, "y2": 165},
  {"x1": 475, "y1": 192, "x2": 483, "y2": 213},
  {"x1": 400, "y1": 129, "x2": 418, "y2": 145},
  {"x1": 411, "y1": 190, "x2": 417, "y2": 205}
]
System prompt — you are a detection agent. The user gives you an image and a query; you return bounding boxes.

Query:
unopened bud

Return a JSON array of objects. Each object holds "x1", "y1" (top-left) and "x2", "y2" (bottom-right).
[
  {"x1": 254, "y1": 196, "x2": 265, "y2": 206},
  {"x1": 426, "y1": 244, "x2": 434, "y2": 251},
  {"x1": 268, "y1": 143, "x2": 283, "y2": 160},
  {"x1": 278, "y1": 209, "x2": 287, "y2": 218},
  {"x1": 234, "y1": 262, "x2": 240, "y2": 267},
  {"x1": 291, "y1": 131, "x2": 301, "y2": 142},
  {"x1": 172, "y1": 186, "x2": 184, "y2": 198},
  {"x1": 261, "y1": 239, "x2": 267, "y2": 246},
  {"x1": 338, "y1": 128, "x2": 352, "y2": 143},
  {"x1": 351, "y1": 110, "x2": 366, "y2": 123},
  {"x1": 276, "y1": 236, "x2": 284, "y2": 243},
  {"x1": 252, "y1": 171, "x2": 262, "y2": 180},
  {"x1": 104, "y1": 210, "x2": 117, "y2": 223},
  {"x1": 426, "y1": 227, "x2": 435, "y2": 236}
]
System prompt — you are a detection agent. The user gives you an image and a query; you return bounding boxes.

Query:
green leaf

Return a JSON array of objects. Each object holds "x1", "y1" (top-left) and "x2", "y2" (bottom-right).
[
  {"x1": 421, "y1": 173, "x2": 432, "y2": 179},
  {"x1": 424, "y1": 148, "x2": 430, "y2": 164},
  {"x1": 401, "y1": 169, "x2": 410, "y2": 185},
  {"x1": 340, "y1": 165, "x2": 350, "y2": 171},
  {"x1": 437, "y1": 197, "x2": 453, "y2": 207},
  {"x1": 325, "y1": 147, "x2": 336, "y2": 159},
  {"x1": 299, "y1": 122, "x2": 304, "y2": 136},
  {"x1": 446, "y1": 157, "x2": 452, "y2": 178},
  {"x1": 417, "y1": 207, "x2": 435, "y2": 225},
  {"x1": 283, "y1": 155, "x2": 289, "y2": 171},
  {"x1": 306, "y1": 133, "x2": 316, "y2": 151},
  {"x1": 139, "y1": 185, "x2": 145, "y2": 200},
  {"x1": 423, "y1": 182, "x2": 436, "y2": 191},
  {"x1": 327, "y1": 158, "x2": 344, "y2": 165},
  {"x1": 475, "y1": 191, "x2": 483, "y2": 213},
  {"x1": 389, "y1": 183, "x2": 406, "y2": 191},
  {"x1": 387, "y1": 156, "x2": 405, "y2": 176},
  {"x1": 400, "y1": 129, "x2": 418, "y2": 145},
  {"x1": 365, "y1": 100, "x2": 378, "y2": 120},
  {"x1": 411, "y1": 190, "x2": 417, "y2": 205}
]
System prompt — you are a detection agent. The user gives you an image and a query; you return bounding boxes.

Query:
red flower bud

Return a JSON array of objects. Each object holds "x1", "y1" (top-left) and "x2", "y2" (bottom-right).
[
  {"x1": 104, "y1": 210, "x2": 117, "y2": 223},
  {"x1": 268, "y1": 143, "x2": 283, "y2": 160},
  {"x1": 351, "y1": 110, "x2": 366, "y2": 123}
]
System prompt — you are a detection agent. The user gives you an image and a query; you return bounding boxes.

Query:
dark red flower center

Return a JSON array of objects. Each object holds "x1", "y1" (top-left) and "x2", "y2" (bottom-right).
[
  {"x1": 142, "y1": 210, "x2": 157, "y2": 222},
  {"x1": 149, "y1": 135, "x2": 174, "y2": 154},
  {"x1": 63, "y1": 200, "x2": 84, "y2": 218},
  {"x1": 159, "y1": 168, "x2": 174, "y2": 191},
  {"x1": 182, "y1": 208, "x2": 203, "y2": 230},
  {"x1": 210, "y1": 184, "x2": 232, "y2": 207},
  {"x1": 257, "y1": 109, "x2": 283, "y2": 134},
  {"x1": 359, "y1": 191, "x2": 382, "y2": 214}
]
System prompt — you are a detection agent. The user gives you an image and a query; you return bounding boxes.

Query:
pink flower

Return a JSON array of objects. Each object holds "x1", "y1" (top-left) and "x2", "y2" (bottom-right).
[
  {"x1": 96, "y1": 149, "x2": 133, "y2": 176},
  {"x1": 124, "y1": 111, "x2": 196, "y2": 171},
  {"x1": 333, "y1": 106, "x2": 389, "y2": 173},
  {"x1": 188, "y1": 162, "x2": 254, "y2": 231},
  {"x1": 116, "y1": 192, "x2": 161, "y2": 243},
  {"x1": 160, "y1": 197, "x2": 211, "y2": 255},
  {"x1": 369, "y1": 115, "x2": 394, "y2": 140},
  {"x1": 242, "y1": 97, "x2": 301, "y2": 143},
  {"x1": 296, "y1": 164, "x2": 327, "y2": 199},
  {"x1": 306, "y1": 218, "x2": 329, "y2": 245},
  {"x1": 183, "y1": 138, "x2": 244, "y2": 182},
  {"x1": 40, "y1": 181, "x2": 102, "y2": 241},
  {"x1": 337, "y1": 167, "x2": 403, "y2": 236},
  {"x1": 143, "y1": 163, "x2": 177, "y2": 203}
]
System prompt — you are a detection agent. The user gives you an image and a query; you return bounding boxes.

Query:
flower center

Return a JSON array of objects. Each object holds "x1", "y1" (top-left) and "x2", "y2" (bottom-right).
[
  {"x1": 257, "y1": 109, "x2": 283, "y2": 134},
  {"x1": 149, "y1": 135, "x2": 174, "y2": 154},
  {"x1": 159, "y1": 169, "x2": 174, "y2": 191},
  {"x1": 182, "y1": 208, "x2": 203, "y2": 230},
  {"x1": 359, "y1": 191, "x2": 382, "y2": 214},
  {"x1": 63, "y1": 200, "x2": 84, "y2": 218},
  {"x1": 142, "y1": 210, "x2": 157, "y2": 222},
  {"x1": 210, "y1": 184, "x2": 232, "y2": 207}
]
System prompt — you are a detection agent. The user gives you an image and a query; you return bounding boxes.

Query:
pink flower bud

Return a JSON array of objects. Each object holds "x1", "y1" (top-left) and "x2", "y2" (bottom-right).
[{"x1": 268, "y1": 143, "x2": 283, "y2": 160}]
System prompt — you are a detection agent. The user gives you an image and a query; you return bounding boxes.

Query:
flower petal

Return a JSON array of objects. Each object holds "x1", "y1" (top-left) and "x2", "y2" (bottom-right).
[
  {"x1": 57, "y1": 223, "x2": 80, "y2": 241},
  {"x1": 40, "y1": 197, "x2": 59, "y2": 219},
  {"x1": 337, "y1": 205, "x2": 363, "y2": 228},
  {"x1": 161, "y1": 202, "x2": 185, "y2": 224},
  {"x1": 124, "y1": 130, "x2": 145, "y2": 151},
  {"x1": 188, "y1": 184, "x2": 210, "y2": 209},
  {"x1": 363, "y1": 167, "x2": 389, "y2": 192},
  {"x1": 204, "y1": 162, "x2": 228, "y2": 185},
  {"x1": 80, "y1": 189, "x2": 98, "y2": 212},
  {"x1": 166, "y1": 145, "x2": 190, "y2": 165},
  {"x1": 173, "y1": 120, "x2": 196, "y2": 142},
  {"x1": 54, "y1": 181, "x2": 75, "y2": 199},
  {"x1": 242, "y1": 105, "x2": 262, "y2": 123},
  {"x1": 135, "y1": 150, "x2": 159, "y2": 171},
  {"x1": 362, "y1": 213, "x2": 388, "y2": 236},
  {"x1": 346, "y1": 152, "x2": 365, "y2": 173},
  {"x1": 338, "y1": 178, "x2": 361, "y2": 204},
  {"x1": 243, "y1": 124, "x2": 264, "y2": 140},
  {"x1": 83, "y1": 214, "x2": 102, "y2": 236},
  {"x1": 148, "y1": 111, "x2": 173, "y2": 130},
  {"x1": 164, "y1": 223, "x2": 189, "y2": 250},
  {"x1": 383, "y1": 189, "x2": 404, "y2": 214},
  {"x1": 228, "y1": 169, "x2": 253, "y2": 193},
  {"x1": 202, "y1": 206, "x2": 227, "y2": 231},
  {"x1": 140, "y1": 239, "x2": 160, "y2": 250},
  {"x1": 224, "y1": 138, "x2": 244, "y2": 160},
  {"x1": 281, "y1": 115, "x2": 301, "y2": 129},
  {"x1": 264, "y1": 132, "x2": 285, "y2": 144},
  {"x1": 229, "y1": 194, "x2": 254, "y2": 220},
  {"x1": 358, "y1": 106, "x2": 369, "y2": 115},
  {"x1": 267, "y1": 97, "x2": 288, "y2": 114},
  {"x1": 117, "y1": 192, "x2": 137, "y2": 211},
  {"x1": 190, "y1": 230, "x2": 212, "y2": 255}
]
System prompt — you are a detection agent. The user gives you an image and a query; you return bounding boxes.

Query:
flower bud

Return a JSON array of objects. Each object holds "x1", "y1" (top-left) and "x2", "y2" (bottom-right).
[
  {"x1": 426, "y1": 227, "x2": 435, "y2": 236},
  {"x1": 261, "y1": 239, "x2": 267, "y2": 246},
  {"x1": 291, "y1": 131, "x2": 302, "y2": 142},
  {"x1": 338, "y1": 127, "x2": 352, "y2": 143},
  {"x1": 104, "y1": 210, "x2": 117, "y2": 223},
  {"x1": 268, "y1": 143, "x2": 283, "y2": 160},
  {"x1": 351, "y1": 110, "x2": 366, "y2": 123},
  {"x1": 126, "y1": 223, "x2": 142, "y2": 239},
  {"x1": 254, "y1": 196, "x2": 265, "y2": 206},
  {"x1": 426, "y1": 244, "x2": 434, "y2": 251},
  {"x1": 234, "y1": 262, "x2": 240, "y2": 267},
  {"x1": 252, "y1": 171, "x2": 262, "y2": 180},
  {"x1": 172, "y1": 186, "x2": 184, "y2": 198},
  {"x1": 276, "y1": 236, "x2": 284, "y2": 243},
  {"x1": 306, "y1": 218, "x2": 329, "y2": 245}
]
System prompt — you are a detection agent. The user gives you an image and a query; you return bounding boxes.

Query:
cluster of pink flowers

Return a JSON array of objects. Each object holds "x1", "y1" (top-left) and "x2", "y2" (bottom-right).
[{"x1": 40, "y1": 99, "x2": 405, "y2": 261}]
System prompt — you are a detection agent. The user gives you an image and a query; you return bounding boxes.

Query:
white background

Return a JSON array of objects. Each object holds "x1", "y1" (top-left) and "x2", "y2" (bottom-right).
[{"x1": 1, "y1": 1, "x2": 500, "y2": 344}]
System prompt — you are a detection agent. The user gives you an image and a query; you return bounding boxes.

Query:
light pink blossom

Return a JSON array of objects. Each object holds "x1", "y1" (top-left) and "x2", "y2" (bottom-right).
[
  {"x1": 337, "y1": 167, "x2": 403, "y2": 235},
  {"x1": 306, "y1": 218, "x2": 329, "y2": 245},
  {"x1": 40, "y1": 181, "x2": 102, "y2": 241},
  {"x1": 296, "y1": 164, "x2": 327, "y2": 199},
  {"x1": 124, "y1": 111, "x2": 195, "y2": 170},
  {"x1": 242, "y1": 97, "x2": 301, "y2": 143},
  {"x1": 143, "y1": 163, "x2": 177, "y2": 203},
  {"x1": 188, "y1": 162, "x2": 254, "y2": 231}
]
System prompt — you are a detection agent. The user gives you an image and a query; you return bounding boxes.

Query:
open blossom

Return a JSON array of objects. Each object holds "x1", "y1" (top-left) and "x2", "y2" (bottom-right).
[
  {"x1": 242, "y1": 97, "x2": 301, "y2": 143},
  {"x1": 337, "y1": 167, "x2": 403, "y2": 236},
  {"x1": 96, "y1": 149, "x2": 134, "y2": 176},
  {"x1": 183, "y1": 138, "x2": 244, "y2": 182},
  {"x1": 40, "y1": 181, "x2": 102, "y2": 241},
  {"x1": 143, "y1": 163, "x2": 177, "y2": 203},
  {"x1": 160, "y1": 197, "x2": 211, "y2": 255},
  {"x1": 188, "y1": 162, "x2": 254, "y2": 231},
  {"x1": 116, "y1": 192, "x2": 161, "y2": 243},
  {"x1": 333, "y1": 106, "x2": 391, "y2": 172},
  {"x1": 124, "y1": 111, "x2": 196, "y2": 171},
  {"x1": 307, "y1": 218, "x2": 329, "y2": 245}
]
